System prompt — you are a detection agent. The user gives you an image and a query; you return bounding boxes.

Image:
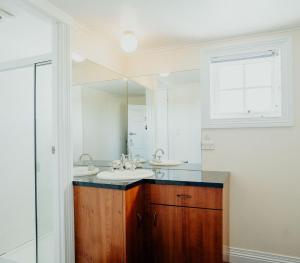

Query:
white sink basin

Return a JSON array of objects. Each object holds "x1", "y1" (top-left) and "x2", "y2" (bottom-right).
[
  {"x1": 97, "y1": 169, "x2": 154, "y2": 180},
  {"x1": 73, "y1": 166, "x2": 99, "y2": 177},
  {"x1": 149, "y1": 160, "x2": 182, "y2": 166}
]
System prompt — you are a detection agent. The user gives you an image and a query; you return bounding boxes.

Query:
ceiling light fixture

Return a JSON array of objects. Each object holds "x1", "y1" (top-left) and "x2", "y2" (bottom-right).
[
  {"x1": 120, "y1": 31, "x2": 138, "y2": 53},
  {"x1": 72, "y1": 53, "x2": 86, "y2": 63}
]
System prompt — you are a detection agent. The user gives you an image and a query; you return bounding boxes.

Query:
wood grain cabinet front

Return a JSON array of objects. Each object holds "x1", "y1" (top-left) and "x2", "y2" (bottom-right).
[
  {"x1": 149, "y1": 204, "x2": 223, "y2": 263},
  {"x1": 148, "y1": 184, "x2": 223, "y2": 209},
  {"x1": 74, "y1": 186, "x2": 124, "y2": 263},
  {"x1": 146, "y1": 184, "x2": 228, "y2": 263},
  {"x1": 74, "y1": 183, "x2": 229, "y2": 263},
  {"x1": 73, "y1": 185, "x2": 145, "y2": 263}
]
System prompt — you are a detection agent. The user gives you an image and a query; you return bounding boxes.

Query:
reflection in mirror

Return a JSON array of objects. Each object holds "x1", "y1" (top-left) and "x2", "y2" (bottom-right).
[
  {"x1": 128, "y1": 69, "x2": 201, "y2": 164},
  {"x1": 72, "y1": 59, "x2": 122, "y2": 85},
  {"x1": 127, "y1": 79, "x2": 148, "y2": 161},
  {"x1": 71, "y1": 60, "x2": 127, "y2": 162},
  {"x1": 71, "y1": 62, "x2": 201, "y2": 167}
]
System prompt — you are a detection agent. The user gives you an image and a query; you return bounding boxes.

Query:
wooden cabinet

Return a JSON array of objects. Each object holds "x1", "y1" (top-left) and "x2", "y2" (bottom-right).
[
  {"x1": 74, "y1": 185, "x2": 145, "y2": 263},
  {"x1": 150, "y1": 205, "x2": 222, "y2": 263},
  {"x1": 74, "y1": 182, "x2": 229, "y2": 263},
  {"x1": 148, "y1": 184, "x2": 223, "y2": 209},
  {"x1": 146, "y1": 184, "x2": 228, "y2": 263},
  {"x1": 124, "y1": 185, "x2": 145, "y2": 263}
]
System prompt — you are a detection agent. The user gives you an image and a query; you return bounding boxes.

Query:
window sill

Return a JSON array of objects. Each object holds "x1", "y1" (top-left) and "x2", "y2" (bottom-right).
[{"x1": 203, "y1": 116, "x2": 294, "y2": 129}]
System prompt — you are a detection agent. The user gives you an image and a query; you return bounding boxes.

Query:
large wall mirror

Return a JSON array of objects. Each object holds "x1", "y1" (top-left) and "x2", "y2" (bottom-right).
[
  {"x1": 128, "y1": 70, "x2": 202, "y2": 163},
  {"x1": 72, "y1": 60, "x2": 127, "y2": 162},
  {"x1": 71, "y1": 61, "x2": 201, "y2": 165}
]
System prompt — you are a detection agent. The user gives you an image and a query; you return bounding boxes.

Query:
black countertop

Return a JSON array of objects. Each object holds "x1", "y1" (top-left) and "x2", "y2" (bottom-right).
[{"x1": 73, "y1": 167, "x2": 229, "y2": 190}]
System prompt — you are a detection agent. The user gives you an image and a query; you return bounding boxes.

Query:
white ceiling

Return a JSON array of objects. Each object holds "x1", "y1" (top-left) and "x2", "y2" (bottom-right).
[{"x1": 50, "y1": 0, "x2": 300, "y2": 50}]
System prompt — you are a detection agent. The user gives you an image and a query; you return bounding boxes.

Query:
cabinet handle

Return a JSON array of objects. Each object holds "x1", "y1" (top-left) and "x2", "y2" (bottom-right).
[
  {"x1": 153, "y1": 211, "x2": 158, "y2": 226},
  {"x1": 136, "y1": 212, "x2": 143, "y2": 227},
  {"x1": 176, "y1": 194, "x2": 192, "y2": 199}
]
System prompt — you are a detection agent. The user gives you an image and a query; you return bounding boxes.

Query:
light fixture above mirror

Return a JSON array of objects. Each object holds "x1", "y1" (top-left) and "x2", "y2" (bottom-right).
[{"x1": 120, "y1": 31, "x2": 138, "y2": 53}]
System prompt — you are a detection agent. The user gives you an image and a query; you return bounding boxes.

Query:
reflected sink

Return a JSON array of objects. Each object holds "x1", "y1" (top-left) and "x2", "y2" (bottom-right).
[
  {"x1": 149, "y1": 160, "x2": 182, "y2": 166},
  {"x1": 97, "y1": 169, "x2": 154, "y2": 180},
  {"x1": 73, "y1": 166, "x2": 99, "y2": 177}
]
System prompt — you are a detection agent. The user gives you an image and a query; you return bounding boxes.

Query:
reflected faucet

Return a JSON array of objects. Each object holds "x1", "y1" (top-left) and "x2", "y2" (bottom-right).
[
  {"x1": 153, "y1": 148, "x2": 165, "y2": 162},
  {"x1": 79, "y1": 153, "x2": 93, "y2": 162},
  {"x1": 79, "y1": 153, "x2": 94, "y2": 170}
]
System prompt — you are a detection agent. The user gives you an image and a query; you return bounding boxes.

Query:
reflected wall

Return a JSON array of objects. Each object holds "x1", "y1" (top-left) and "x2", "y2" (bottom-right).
[
  {"x1": 129, "y1": 70, "x2": 201, "y2": 163},
  {"x1": 72, "y1": 62, "x2": 202, "y2": 164},
  {"x1": 72, "y1": 60, "x2": 127, "y2": 161}
]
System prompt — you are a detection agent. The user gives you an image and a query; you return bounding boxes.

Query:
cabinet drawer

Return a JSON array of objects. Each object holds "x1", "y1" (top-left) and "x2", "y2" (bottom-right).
[{"x1": 148, "y1": 184, "x2": 222, "y2": 210}]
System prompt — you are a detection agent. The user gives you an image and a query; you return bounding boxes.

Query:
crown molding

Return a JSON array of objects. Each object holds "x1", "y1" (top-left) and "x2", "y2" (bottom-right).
[{"x1": 124, "y1": 25, "x2": 300, "y2": 56}]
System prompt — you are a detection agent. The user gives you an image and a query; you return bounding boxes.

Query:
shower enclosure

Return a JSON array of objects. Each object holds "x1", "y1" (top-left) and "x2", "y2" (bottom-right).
[
  {"x1": 0, "y1": 59, "x2": 58, "y2": 263},
  {"x1": 0, "y1": 2, "x2": 61, "y2": 262}
]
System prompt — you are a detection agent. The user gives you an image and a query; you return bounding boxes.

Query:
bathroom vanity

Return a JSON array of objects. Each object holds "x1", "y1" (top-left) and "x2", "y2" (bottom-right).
[{"x1": 73, "y1": 168, "x2": 229, "y2": 263}]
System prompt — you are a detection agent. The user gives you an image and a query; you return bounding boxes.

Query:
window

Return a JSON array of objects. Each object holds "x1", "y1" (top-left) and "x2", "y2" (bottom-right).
[
  {"x1": 211, "y1": 50, "x2": 281, "y2": 119},
  {"x1": 202, "y1": 37, "x2": 293, "y2": 128}
]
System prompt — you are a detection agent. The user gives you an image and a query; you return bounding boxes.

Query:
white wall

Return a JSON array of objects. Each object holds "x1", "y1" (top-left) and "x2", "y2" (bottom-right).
[
  {"x1": 153, "y1": 88, "x2": 169, "y2": 156},
  {"x1": 71, "y1": 86, "x2": 83, "y2": 161},
  {"x1": 124, "y1": 29, "x2": 300, "y2": 258},
  {"x1": 73, "y1": 87, "x2": 127, "y2": 161},
  {"x1": 0, "y1": 6, "x2": 52, "y2": 63},
  {"x1": 153, "y1": 83, "x2": 202, "y2": 163},
  {"x1": 128, "y1": 96, "x2": 146, "y2": 105},
  {"x1": 168, "y1": 83, "x2": 202, "y2": 163}
]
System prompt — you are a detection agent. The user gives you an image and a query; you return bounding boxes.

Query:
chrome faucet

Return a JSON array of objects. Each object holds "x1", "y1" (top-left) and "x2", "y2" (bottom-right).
[
  {"x1": 153, "y1": 148, "x2": 165, "y2": 162},
  {"x1": 112, "y1": 154, "x2": 139, "y2": 171}
]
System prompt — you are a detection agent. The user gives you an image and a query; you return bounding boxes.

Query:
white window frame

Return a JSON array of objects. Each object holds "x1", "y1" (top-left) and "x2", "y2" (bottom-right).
[{"x1": 202, "y1": 37, "x2": 294, "y2": 128}]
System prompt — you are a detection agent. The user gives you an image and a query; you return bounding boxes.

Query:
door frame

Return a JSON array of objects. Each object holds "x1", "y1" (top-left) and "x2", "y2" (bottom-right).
[{"x1": 8, "y1": 1, "x2": 74, "y2": 262}]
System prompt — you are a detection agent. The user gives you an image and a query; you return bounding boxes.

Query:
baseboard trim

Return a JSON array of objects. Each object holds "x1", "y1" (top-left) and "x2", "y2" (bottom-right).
[{"x1": 229, "y1": 247, "x2": 300, "y2": 263}]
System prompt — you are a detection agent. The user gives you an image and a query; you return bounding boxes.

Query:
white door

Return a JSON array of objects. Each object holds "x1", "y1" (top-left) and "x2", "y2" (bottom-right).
[{"x1": 128, "y1": 105, "x2": 147, "y2": 159}]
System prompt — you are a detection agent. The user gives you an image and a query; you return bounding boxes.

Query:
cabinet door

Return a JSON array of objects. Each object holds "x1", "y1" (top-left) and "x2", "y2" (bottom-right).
[
  {"x1": 182, "y1": 207, "x2": 223, "y2": 263},
  {"x1": 74, "y1": 186, "x2": 125, "y2": 263},
  {"x1": 150, "y1": 205, "x2": 183, "y2": 263},
  {"x1": 125, "y1": 185, "x2": 145, "y2": 263},
  {"x1": 150, "y1": 205, "x2": 223, "y2": 263}
]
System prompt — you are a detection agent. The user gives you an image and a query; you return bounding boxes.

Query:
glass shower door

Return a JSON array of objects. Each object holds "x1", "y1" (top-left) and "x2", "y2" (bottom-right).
[
  {"x1": 35, "y1": 61, "x2": 58, "y2": 263},
  {"x1": 0, "y1": 65, "x2": 36, "y2": 263}
]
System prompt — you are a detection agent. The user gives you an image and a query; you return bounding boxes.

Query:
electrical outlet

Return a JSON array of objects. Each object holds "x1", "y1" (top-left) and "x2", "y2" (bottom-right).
[{"x1": 201, "y1": 134, "x2": 215, "y2": 150}]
